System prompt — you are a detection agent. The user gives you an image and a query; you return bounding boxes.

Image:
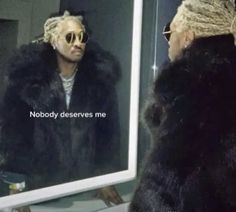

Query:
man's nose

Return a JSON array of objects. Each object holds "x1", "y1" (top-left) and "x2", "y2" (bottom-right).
[{"x1": 73, "y1": 36, "x2": 83, "y2": 47}]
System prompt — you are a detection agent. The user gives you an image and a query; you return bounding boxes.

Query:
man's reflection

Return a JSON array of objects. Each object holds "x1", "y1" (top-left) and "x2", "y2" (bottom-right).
[{"x1": 0, "y1": 11, "x2": 122, "y2": 204}]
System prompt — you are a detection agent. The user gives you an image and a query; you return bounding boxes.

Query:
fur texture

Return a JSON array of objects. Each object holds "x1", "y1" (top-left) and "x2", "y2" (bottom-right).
[
  {"x1": 130, "y1": 34, "x2": 236, "y2": 212},
  {"x1": 0, "y1": 41, "x2": 121, "y2": 190}
]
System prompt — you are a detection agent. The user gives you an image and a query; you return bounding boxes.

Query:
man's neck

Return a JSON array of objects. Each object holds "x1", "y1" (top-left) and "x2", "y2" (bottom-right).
[{"x1": 57, "y1": 56, "x2": 78, "y2": 78}]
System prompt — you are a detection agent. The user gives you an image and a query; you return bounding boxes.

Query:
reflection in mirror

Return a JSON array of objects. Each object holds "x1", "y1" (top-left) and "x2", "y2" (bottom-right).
[
  {"x1": 0, "y1": 0, "x2": 142, "y2": 210},
  {"x1": 0, "y1": 3, "x2": 125, "y2": 195}
]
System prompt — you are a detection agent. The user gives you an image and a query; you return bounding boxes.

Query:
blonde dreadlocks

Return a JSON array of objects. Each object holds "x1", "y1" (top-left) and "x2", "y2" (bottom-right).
[
  {"x1": 172, "y1": 0, "x2": 236, "y2": 44},
  {"x1": 33, "y1": 11, "x2": 85, "y2": 44},
  {"x1": 44, "y1": 10, "x2": 84, "y2": 43}
]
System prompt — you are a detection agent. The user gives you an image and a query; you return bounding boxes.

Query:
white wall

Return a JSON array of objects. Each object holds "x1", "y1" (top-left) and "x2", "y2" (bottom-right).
[
  {"x1": 0, "y1": 0, "x2": 32, "y2": 46},
  {"x1": 30, "y1": 0, "x2": 60, "y2": 39},
  {"x1": 0, "y1": 0, "x2": 60, "y2": 46}
]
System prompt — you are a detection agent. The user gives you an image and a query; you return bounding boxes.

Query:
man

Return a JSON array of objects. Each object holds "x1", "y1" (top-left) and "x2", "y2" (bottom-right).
[
  {"x1": 0, "y1": 11, "x2": 123, "y2": 205},
  {"x1": 130, "y1": 0, "x2": 236, "y2": 211}
]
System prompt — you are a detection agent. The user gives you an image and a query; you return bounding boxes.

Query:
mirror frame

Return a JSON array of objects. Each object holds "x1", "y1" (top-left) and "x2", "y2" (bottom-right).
[{"x1": 0, "y1": 0, "x2": 143, "y2": 209}]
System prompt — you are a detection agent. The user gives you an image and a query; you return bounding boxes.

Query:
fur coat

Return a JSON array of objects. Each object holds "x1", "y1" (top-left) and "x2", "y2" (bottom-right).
[
  {"x1": 0, "y1": 41, "x2": 121, "y2": 190},
  {"x1": 130, "y1": 34, "x2": 236, "y2": 212}
]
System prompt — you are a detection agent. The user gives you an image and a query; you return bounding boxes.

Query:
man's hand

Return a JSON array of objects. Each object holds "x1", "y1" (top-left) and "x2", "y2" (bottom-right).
[
  {"x1": 96, "y1": 186, "x2": 124, "y2": 207},
  {"x1": 11, "y1": 206, "x2": 31, "y2": 212}
]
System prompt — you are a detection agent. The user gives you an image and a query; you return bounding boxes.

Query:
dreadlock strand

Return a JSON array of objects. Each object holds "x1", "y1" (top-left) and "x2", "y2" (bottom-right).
[
  {"x1": 173, "y1": 0, "x2": 236, "y2": 44},
  {"x1": 43, "y1": 10, "x2": 84, "y2": 43}
]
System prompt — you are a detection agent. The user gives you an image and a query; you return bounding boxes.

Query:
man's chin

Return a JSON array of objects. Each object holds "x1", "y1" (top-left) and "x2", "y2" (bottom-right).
[
  {"x1": 57, "y1": 51, "x2": 84, "y2": 64},
  {"x1": 71, "y1": 54, "x2": 84, "y2": 63},
  {"x1": 169, "y1": 52, "x2": 180, "y2": 62}
]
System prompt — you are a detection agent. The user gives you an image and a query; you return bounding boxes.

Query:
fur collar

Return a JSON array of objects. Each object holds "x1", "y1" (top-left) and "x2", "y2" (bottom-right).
[
  {"x1": 6, "y1": 41, "x2": 121, "y2": 85},
  {"x1": 5, "y1": 41, "x2": 121, "y2": 110},
  {"x1": 133, "y1": 34, "x2": 236, "y2": 211},
  {"x1": 145, "y1": 34, "x2": 236, "y2": 137}
]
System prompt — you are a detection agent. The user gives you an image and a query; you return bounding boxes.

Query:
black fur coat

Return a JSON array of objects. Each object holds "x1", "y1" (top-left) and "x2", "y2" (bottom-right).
[
  {"x1": 130, "y1": 34, "x2": 236, "y2": 212},
  {"x1": 0, "y1": 41, "x2": 121, "y2": 190}
]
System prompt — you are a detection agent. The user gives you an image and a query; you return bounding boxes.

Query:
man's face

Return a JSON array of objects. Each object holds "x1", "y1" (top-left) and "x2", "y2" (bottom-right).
[
  {"x1": 53, "y1": 19, "x2": 87, "y2": 63},
  {"x1": 168, "y1": 22, "x2": 187, "y2": 61}
]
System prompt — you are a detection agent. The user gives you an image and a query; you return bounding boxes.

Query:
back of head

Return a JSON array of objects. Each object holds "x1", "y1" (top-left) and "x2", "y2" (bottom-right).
[{"x1": 172, "y1": 0, "x2": 236, "y2": 44}]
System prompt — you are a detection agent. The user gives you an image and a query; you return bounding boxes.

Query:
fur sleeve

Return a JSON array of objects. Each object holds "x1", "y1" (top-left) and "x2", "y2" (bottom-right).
[{"x1": 130, "y1": 35, "x2": 236, "y2": 211}]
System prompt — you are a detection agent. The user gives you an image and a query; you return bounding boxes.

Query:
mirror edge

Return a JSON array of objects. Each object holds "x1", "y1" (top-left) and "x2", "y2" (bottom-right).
[{"x1": 0, "y1": 0, "x2": 143, "y2": 209}]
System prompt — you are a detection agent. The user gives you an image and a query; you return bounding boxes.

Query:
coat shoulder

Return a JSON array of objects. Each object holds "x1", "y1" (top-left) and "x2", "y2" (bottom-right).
[
  {"x1": 6, "y1": 43, "x2": 54, "y2": 82},
  {"x1": 82, "y1": 41, "x2": 121, "y2": 85},
  {"x1": 134, "y1": 34, "x2": 236, "y2": 211}
]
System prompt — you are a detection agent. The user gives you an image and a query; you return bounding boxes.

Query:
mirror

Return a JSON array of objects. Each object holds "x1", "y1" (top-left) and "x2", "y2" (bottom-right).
[{"x1": 0, "y1": 0, "x2": 142, "y2": 209}]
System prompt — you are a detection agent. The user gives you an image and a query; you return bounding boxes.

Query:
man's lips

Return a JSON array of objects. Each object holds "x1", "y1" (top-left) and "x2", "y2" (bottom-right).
[{"x1": 72, "y1": 48, "x2": 84, "y2": 54}]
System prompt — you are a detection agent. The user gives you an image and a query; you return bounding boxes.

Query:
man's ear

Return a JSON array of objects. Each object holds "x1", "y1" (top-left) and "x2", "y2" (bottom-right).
[
  {"x1": 50, "y1": 36, "x2": 57, "y2": 50},
  {"x1": 184, "y1": 30, "x2": 195, "y2": 47}
]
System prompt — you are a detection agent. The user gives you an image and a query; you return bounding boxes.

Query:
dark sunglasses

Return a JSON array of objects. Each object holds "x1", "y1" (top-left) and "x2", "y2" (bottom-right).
[
  {"x1": 162, "y1": 22, "x2": 172, "y2": 41},
  {"x1": 65, "y1": 31, "x2": 89, "y2": 44}
]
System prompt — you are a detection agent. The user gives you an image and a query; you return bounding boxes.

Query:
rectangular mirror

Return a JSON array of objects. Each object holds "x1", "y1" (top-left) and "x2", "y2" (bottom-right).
[{"x1": 0, "y1": 0, "x2": 142, "y2": 209}]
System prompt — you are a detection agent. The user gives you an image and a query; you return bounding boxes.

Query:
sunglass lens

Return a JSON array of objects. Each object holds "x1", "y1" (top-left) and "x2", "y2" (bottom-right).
[
  {"x1": 165, "y1": 22, "x2": 170, "y2": 33},
  {"x1": 165, "y1": 33, "x2": 170, "y2": 41},
  {"x1": 80, "y1": 31, "x2": 89, "y2": 43},
  {"x1": 65, "y1": 32, "x2": 76, "y2": 44},
  {"x1": 163, "y1": 22, "x2": 171, "y2": 41},
  {"x1": 65, "y1": 31, "x2": 89, "y2": 44}
]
